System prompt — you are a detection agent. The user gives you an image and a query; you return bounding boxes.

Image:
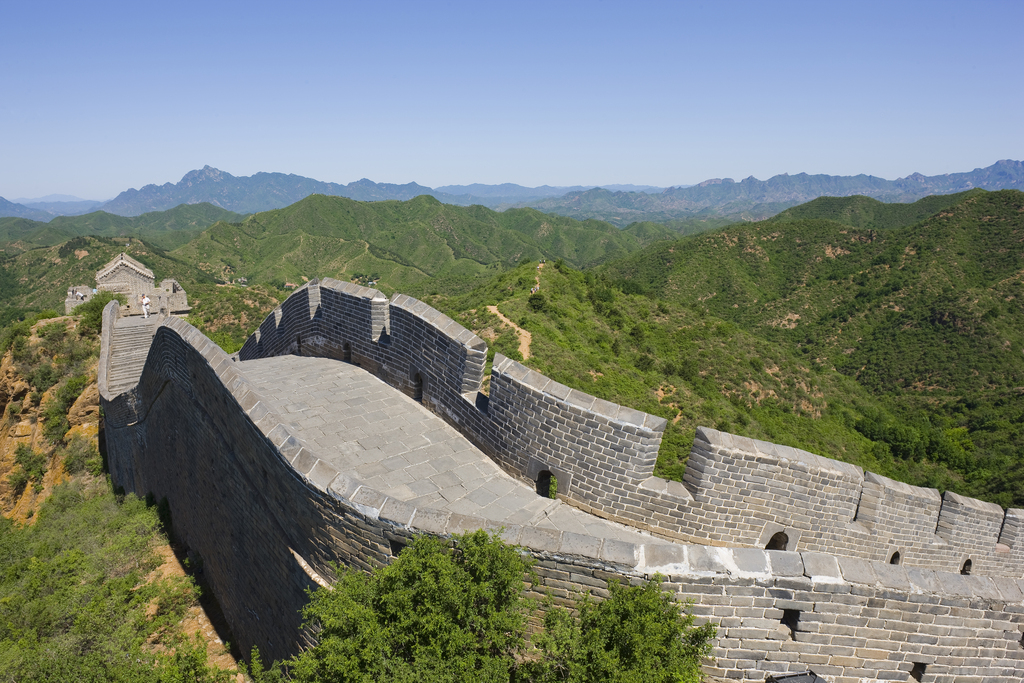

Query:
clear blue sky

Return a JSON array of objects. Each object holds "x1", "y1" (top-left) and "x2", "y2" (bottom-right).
[{"x1": 2, "y1": 0, "x2": 1021, "y2": 199}]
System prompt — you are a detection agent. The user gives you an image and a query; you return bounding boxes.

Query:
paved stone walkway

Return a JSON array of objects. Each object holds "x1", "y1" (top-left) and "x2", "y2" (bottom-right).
[
  {"x1": 108, "y1": 315, "x2": 160, "y2": 395},
  {"x1": 239, "y1": 355, "x2": 657, "y2": 544}
]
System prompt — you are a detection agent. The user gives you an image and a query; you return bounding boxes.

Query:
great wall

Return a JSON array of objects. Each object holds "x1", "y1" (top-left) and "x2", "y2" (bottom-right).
[{"x1": 99, "y1": 277, "x2": 1024, "y2": 681}]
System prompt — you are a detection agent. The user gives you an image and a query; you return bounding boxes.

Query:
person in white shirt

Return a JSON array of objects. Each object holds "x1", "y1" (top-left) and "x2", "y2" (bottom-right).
[{"x1": 141, "y1": 294, "x2": 151, "y2": 319}]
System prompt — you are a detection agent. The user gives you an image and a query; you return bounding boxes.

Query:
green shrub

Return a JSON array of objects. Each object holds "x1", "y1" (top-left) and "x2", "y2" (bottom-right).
[
  {"x1": 289, "y1": 530, "x2": 534, "y2": 682},
  {"x1": 29, "y1": 363, "x2": 60, "y2": 391},
  {"x1": 75, "y1": 291, "x2": 126, "y2": 335},
  {"x1": 282, "y1": 531, "x2": 716, "y2": 683},
  {"x1": 42, "y1": 375, "x2": 89, "y2": 444},
  {"x1": 525, "y1": 577, "x2": 716, "y2": 683},
  {"x1": 60, "y1": 436, "x2": 103, "y2": 476},
  {"x1": 0, "y1": 480, "x2": 231, "y2": 681},
  {"x1": 9, "y1": 443, "x2": 47, "y2": 494}
]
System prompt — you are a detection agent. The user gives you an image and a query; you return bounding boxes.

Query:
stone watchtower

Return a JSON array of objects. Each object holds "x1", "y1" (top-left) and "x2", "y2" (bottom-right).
[{"x1": 94, "y1": 252, "x2": 190, "y2": 317}]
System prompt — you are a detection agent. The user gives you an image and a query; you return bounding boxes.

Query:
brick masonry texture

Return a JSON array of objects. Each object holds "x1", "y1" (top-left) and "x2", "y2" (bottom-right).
[{"x1": 98, "y1": 283, "x2": 1024, "y2": 679}]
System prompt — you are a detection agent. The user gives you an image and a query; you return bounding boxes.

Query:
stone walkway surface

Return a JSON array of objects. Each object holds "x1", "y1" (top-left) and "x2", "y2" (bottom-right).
[
  {"x1": 108, "y1": 315, "x2": 160, "y2": 395},
  {"x1": 239, "y1": 355, "x2": 657, "y2": 545}
]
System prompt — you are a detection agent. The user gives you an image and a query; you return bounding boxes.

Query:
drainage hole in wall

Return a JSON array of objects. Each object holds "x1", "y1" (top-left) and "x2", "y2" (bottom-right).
[
  {"x1": 388, "y1": 538, "x2": 409, "y2": 557},
  {"x1": 889, "y1": 550, "x2": 901, "y2": 565},
  {"x1": 536, "y1": 470, "x2": 557, "y2": 499},
  {"x1": 780, "y1": 609, "x2": 800, "y2": 640},
  {"x1": 909, "y1": 662, "x2": 926, "y2": 681},
  {"x1": 765, "y1": 531, "x2": 789, "y2": 551},
  {"x1": 960, "y1": 559, "x2": 972, "y2": 575}
]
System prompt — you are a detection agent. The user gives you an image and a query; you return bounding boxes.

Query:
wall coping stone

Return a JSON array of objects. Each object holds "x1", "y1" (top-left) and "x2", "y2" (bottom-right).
[
  {"x1": 802, "y1": 552, "x2": 843, "y2": 582},
  {"x1": 943, "y1": 489, "x2": 1006, "y2": 515},
  {"x1": 864, "y1": 470, "x2": 943, "y2": 501}
]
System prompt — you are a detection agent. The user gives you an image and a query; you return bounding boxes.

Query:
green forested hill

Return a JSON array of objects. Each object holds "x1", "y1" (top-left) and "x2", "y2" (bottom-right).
[
  {"x1": 0, "y1": 203, "x2": 245, "y2": 254},
  {"x1": 0, "y1": 236, "x2": 217, "y2": 310},
  {"x1": 4, "y1": 189, "x2": 1022, "y2": 507},
  {"x1": 590, "y1": 189, "x2": 1024, "y2": 504},
  {"x1": 171, "y1": 194, "x2": 654, "y2": 291},
  {"x1": 767, "y1": 190, "x2": 984, "y2": 230}
]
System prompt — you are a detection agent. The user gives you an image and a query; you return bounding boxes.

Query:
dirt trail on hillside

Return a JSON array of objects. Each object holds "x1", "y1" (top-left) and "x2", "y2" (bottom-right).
[
  {"x1": 487, "y1": 306, "x2": 532, "y2": 360},
  {"x1": 485, "y1": 262, "x2": 545, "y2": 361}
]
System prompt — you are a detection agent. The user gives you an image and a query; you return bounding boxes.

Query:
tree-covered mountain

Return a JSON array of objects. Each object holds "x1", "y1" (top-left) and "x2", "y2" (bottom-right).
[
  {"x1": 526, "y1": 160, "x2": 1024, "y2": 226},
  {"x1": 169, "y1": 194, "x2": 660, "y2": 292},
  {"x1": 587, "y1": 189, "x2": 1024, "y2": 504},
  {"x1": 0, "y1": 203, "x2": 245, "y2": 254}
]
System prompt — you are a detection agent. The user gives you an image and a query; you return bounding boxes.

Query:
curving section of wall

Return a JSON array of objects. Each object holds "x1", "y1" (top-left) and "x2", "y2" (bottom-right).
[
  {"x1": 236, "y1": 280, "x2": 1024, "y2": 579},
  {"x1": 99, "y1": 302, "x2": 1024, "y2": 679}
]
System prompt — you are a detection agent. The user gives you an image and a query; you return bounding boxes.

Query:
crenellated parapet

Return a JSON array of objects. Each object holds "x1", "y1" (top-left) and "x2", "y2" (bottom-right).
[
  {"x1": 99, "y1": 295, "x2": 1024, "y2": 679},
  {"x1": 238, "y1": 278, "x2": 670, "y2": 531},
  {"x1": 233, "y1": 280, "x2": 1024, "y2": 580}
]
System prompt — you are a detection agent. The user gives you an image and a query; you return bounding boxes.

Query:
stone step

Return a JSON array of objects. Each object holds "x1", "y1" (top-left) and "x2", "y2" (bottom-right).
[{"x1": 105, "y1": 317, "x2": 161, "y2": 395}]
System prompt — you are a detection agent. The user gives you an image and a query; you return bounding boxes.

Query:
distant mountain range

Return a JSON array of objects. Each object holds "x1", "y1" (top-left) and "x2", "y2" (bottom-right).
[
  {"x1": 1, "y1": 160, "x2": 1021, "y2": 225},
  {"x1": 529, "y1": 159, "x2": 1024, "y2": 225}
]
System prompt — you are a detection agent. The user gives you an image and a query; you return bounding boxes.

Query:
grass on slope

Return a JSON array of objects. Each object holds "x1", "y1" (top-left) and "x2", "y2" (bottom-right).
[{"x1": 429, "y1": 260, "x2": 946, "y2": 490}]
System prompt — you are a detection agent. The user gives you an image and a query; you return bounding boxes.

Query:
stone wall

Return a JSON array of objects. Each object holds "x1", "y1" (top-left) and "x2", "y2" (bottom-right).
[
  {"x1": 236, "y1": 280, "x2": 1024, "y2": 579},
  {"x1": 238, "y1": 280, "x2": 667, "y2": 523},
  {"x1": 64, "y1": 285, "x2": 94, "y2": 314},
  {"x1": 101, "y1": 306, "x2": 1024, "y2": 679}
]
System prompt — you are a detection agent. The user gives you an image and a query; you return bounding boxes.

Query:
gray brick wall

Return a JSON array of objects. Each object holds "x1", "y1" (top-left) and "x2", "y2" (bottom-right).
[
  {"x1": 231, "y1": 282, "x2": 1024, "y2": 580},
  {"x1": 100, "y1": 311, "x2": 1024, "y2": 678}
]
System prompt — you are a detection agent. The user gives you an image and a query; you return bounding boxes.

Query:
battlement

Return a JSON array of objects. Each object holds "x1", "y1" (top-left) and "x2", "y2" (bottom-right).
[
  {"x1": 99, "y1": 296, "x2": 1024, "y2": 678},
  {"x1": 234, "y1": 281, "x2": 1024, "y2": 579}
]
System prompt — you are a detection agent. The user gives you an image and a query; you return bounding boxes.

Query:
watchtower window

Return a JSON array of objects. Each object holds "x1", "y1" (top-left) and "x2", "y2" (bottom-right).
[
  {"x1": 889, "y1": 551, "x2": 901, "y2": 565},
  {"x1": 412, "y1": 373, "x2": 424, "y2": 402},
  {"x1": 765, "y1": 531, "x2": 789, "y2": 551},
  {"x1": 536, "y1": 470, "x2": 557, "y2": 499},
  {"x1": 961, "y1": 559, "x2": 972, "y2": 575},
  {"x1": 909, "y1": 662, "x2": 926, "y2": 681}
]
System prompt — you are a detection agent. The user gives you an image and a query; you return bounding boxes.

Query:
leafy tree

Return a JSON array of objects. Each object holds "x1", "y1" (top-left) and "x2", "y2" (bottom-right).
[
  {"x1": 524, "y1": 577, "x2": 716, "y2": 683},
  {"x1": 289, "y1": 530, "x2": 533, "y2": 682},
  {"x1": 283, "y1": 531, "x2": 716, "y2": 683}
]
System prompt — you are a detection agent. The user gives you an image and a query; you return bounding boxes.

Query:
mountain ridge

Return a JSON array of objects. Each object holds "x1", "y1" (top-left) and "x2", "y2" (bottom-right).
[
  {"x1": 4, "y1": 160, "x2": 1022, "y2": 225},
  {"x1": 525, "y1": 160, "x2": 1024, "y2": 225}
]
